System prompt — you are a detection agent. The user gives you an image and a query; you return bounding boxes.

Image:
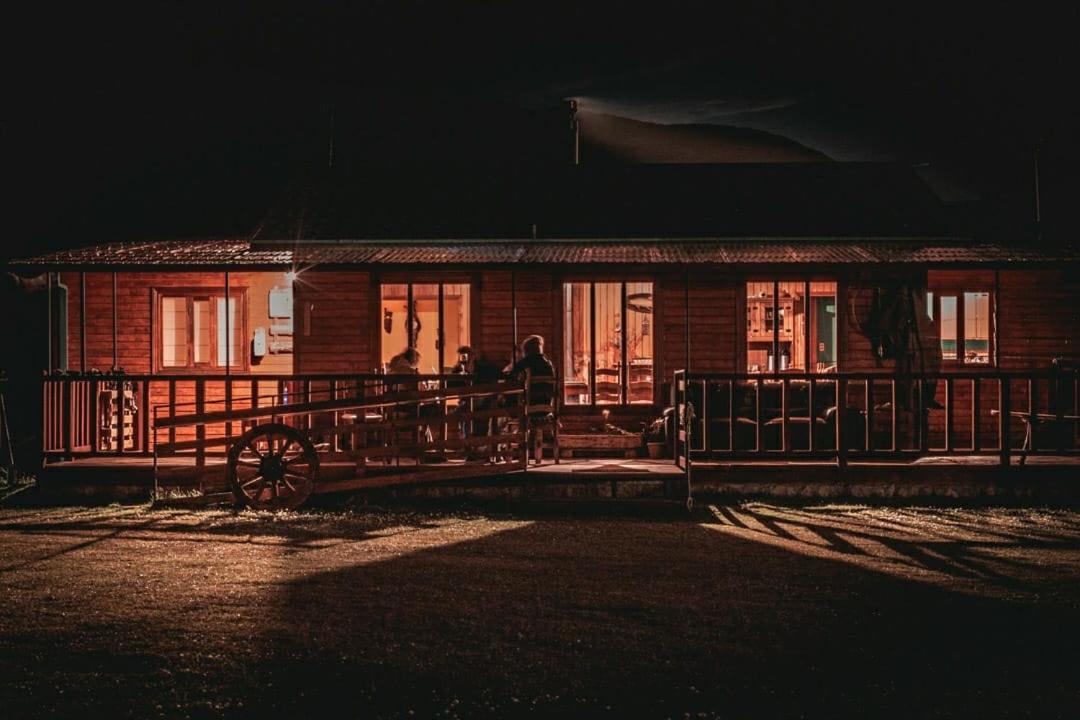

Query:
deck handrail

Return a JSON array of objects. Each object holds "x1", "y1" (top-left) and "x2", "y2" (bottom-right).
[
  {"x1": 40, "y1": 371, "x2": 491, "y2": 458},
  {"x1": 154, "y1": 380, "x2": 520, "y2": 429},
  {"x1": 673, "y1": 368, "x2": 1080, "y2": 468}
]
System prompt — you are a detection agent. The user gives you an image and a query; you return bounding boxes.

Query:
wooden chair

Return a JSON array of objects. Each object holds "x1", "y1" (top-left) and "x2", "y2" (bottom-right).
[
  {"x1": 524, "y1": 371, "x2": 560, "y2": 464},
  {"x1": 595, "y1": 368, "x2": 621, "y2": 404}
]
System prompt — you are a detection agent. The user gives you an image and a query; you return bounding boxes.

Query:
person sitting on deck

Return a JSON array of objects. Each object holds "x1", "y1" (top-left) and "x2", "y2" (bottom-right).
[
  {"x1": 385, "y1": 347, "x2": 434, "y2": 446},
  {"x1": 508, "y1": 335, "x2": 556, "y2": 408},
  {"x1": 452, "y1": 346, "x2": 505, "y2": 452},
  {"x1": 388, "y1": 347, "x2": 421, "y2": 375},
  {"x1": 507, "y1": 335, "x2": 557, "y2": 463}
]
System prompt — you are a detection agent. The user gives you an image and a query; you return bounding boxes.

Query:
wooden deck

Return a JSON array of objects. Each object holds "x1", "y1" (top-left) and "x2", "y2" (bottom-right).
[{"x1": 33, "y1": 453, "x2": 1080, "y2": 505}]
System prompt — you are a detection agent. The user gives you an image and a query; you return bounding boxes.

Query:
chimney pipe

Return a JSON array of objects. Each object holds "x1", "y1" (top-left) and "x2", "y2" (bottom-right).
[{"x1": 569, "y1": 99, "x2": 580, "y2": 165}]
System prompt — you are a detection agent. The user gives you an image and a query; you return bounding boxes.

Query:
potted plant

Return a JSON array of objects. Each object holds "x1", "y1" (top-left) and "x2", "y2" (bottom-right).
[{"x1": 644, "y1": 411, "x2": 671, "y2": 459}]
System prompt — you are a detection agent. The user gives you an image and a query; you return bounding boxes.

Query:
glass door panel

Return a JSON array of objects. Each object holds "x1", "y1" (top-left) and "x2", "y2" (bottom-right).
[
  {"x1": 626, "y1": 282, "x2": 653, "y2": 403},
  {"x1": 594, "y1": 282, "x2": 623, "y2": 404},
  {"x1": 563, "y1": 283, "x2": 591, "y2": 405}
]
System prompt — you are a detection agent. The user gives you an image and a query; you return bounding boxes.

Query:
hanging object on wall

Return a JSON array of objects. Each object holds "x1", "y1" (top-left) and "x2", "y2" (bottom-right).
[
  {"x1": 268, "y1": 286, "x2": 293, "y2": 320},
  {"x1": 409, "y1": 300, "x2": 422, "y2": 348},
  {"x1": 252, "y1": 327, "x2": 268, "y2": 357},
  {"x1": 266, "y1": 284, "x2": 295, "y2": 353}
]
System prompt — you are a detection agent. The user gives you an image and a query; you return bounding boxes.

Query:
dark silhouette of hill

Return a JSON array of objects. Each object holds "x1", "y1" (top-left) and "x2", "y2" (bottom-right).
[{"x1": 578, "y1": 111, "x2": 830, "y2": 163}]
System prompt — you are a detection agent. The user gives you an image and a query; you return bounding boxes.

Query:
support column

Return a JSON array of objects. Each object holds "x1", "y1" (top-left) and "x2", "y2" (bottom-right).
[
  {"x1": 111, "y1": 271, "x2": 118, "y2": 370},
  {"x1": 80, "y1": 272, "x2": 87, "y2": 371},
  {"x1": 46, "y1": 271, "x2": 54, "y2": 372}
]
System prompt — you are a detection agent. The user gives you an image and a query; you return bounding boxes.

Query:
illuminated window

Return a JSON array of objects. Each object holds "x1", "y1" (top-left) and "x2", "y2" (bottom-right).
[
  {"x1": 216, "y1": 297, "x2": 243, "y2": 367},
  {"x1": 939, "y1": 295, "x2": 958, "y2": 360},
  {"x1": 746, "y1": 280, "x2": 837, "y2": 373},
  {"x1": 563, "y1": 281, "x2": 654, "y2": 405},
  {"x1": 158, "y1": 292, "x2": 244, "y2": 370},
  {"x1": 930, "y1": 289, "x2": 993, "y2": 365},
  {"x1": 964, "y1": 292, "x2": 991, "y2": 364},
  {"x1": 380, "y1": 283, "x2": 471, "y2": 373}
]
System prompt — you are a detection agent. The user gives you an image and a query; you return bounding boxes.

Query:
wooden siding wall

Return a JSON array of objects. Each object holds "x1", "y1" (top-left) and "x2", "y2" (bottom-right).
[
  {"x1": 294, "y1": 271, "x2": 373, "y2": 373},
  {"x1": 657, "y1": 272, "x2": 738, "y2": 394},
  {"x1": 59, "y1": 272, "x2": 83, "y2": 370},
  {"x1": 58, "y1": 265, "x2": 1080, "y2": 448},
  {"x1": 83, "y1": 272, "x2": 118, "y2": 370},
  {"x1": 475, "y1": 270, "x2": 516, "y2": 367},
  {"x1": 993, "y1": 269, "x2": 1078, "y2": 448},
  {"x1": 922, "y1": 269, "x2": 1080, "y2": 448},
  {"x1": 62, "y1": 270, "x2": 297, "y2": 447},
  {"x1": 66, "y1": 271, "x2": 295, "y2": 374},
  {"x1": 997, "y1": 269, "x2": 1080, "y2": 368},
  {"x1": 842, "y1": 275, "x2": 883, "y2": 373},
  {"x1": 471, "y1": 270, "x2": 554, "y2": 368}
]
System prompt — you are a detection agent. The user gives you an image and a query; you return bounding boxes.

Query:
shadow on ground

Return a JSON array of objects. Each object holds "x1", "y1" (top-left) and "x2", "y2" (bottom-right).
[
  {"x1": 1, "y1": 505, "x2": 1078, "y2": 718},
  {"x1": 261, "y1": 508, "x2": 1080, "y2": 716}
]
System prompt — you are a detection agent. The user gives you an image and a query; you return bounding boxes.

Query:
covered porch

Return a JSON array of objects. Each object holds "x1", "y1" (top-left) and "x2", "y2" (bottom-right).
[{"x1": 33, "y1": 364, "x2": 1080, "y2": 505}]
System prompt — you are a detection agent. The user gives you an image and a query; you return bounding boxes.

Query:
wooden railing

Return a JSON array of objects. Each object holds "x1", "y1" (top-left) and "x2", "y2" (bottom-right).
[
  {"x1": 674, "y1": 369, "x2": 1080, "y2": 468},
  {"x1": 41, "y1": 372, "x2": 540, "y2": 462},
  {"x1": 153, "y1": 373, "x2": 529, "y2": 460},
  {"x1": 39, "y1": 373, "x2": 475, "y2": 458},
  {"x1": 43, "y1": 374, "x2": 140, "y2": 457}
]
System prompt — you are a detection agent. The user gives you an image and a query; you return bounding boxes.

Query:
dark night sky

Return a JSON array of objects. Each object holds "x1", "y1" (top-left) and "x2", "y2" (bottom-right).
[{"x1": 5, "y1": 2, "x2": 1079, "y2": 261}]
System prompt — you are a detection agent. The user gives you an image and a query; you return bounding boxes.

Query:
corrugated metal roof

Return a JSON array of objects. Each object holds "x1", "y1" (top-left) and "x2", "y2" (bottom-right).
[{"x1": 9, "y1": 238, "x2": 1075, "y2": 269}]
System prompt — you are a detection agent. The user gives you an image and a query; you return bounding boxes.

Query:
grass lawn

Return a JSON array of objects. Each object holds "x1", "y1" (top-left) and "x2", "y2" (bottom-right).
[{"x1": 1, "y1": 503, "x2": 1078, "y2": 718}]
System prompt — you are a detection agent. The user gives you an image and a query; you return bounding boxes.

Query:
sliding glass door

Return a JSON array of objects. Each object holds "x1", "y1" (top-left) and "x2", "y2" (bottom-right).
[
  {"x1": 380, "y1": 283, "x2": 471, "y2": 373},
  {"x1": 563, "y1": 281, "x2": 654, "y2": 405}
]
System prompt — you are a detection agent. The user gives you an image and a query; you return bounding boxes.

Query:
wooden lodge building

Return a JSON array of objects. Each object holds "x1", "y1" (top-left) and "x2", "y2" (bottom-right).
[{"x1": 7, "y1": 162, "x2": 1080, "y2": 499}]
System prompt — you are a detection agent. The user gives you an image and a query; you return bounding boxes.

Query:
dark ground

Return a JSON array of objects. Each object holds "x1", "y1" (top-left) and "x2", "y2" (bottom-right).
[{"x1": 1, "y1": 503, "x2": 1078, "y2": 718}]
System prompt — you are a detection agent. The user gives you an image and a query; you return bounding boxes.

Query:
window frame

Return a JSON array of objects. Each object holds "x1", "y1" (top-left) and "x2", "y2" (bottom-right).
[
  {"x1": 377, "y1": 280, "x2": 474, "y2": 374},
  {"x1": 560, "y1": 278, "x2": 656, "y2": 407},
  {"x1": 928, "y1": 286, "x2": 996, "y2": 367},
  {"x1": 743, "y1": 277, "x2": 839, "y2": 375},
  {"x1": 153, "y1": 288, "x2": 248, "y2": 374}
]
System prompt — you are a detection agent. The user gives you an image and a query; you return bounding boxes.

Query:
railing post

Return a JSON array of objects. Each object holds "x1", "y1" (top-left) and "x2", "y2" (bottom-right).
[
  {"x1": 41, "y1": 380, "x2": 49, "y2": 455},
  {"x1": 1053, "y1": 366, "x2": 1066, "y2": 453},
  {"x1": 250, "y1": 378, "x2": 259, "y2": 433},
  {"x1": 754, "y1": 377, "x2": 762, "y2": 453},
  {"x1": 195, "y1": 379, "x2": 206, "y2": 469},
  {"x1": 225, "y1": 378, "x2": 233, "y2": 441},
  {"x1": 152, "y1": 401, "x2": 159, "y2": 496},
  {"x1": 864, "y1": 378, "x2": 873, "y2": 453},
  {"x1": 1000, "y1": 377, "x2": 1012, "y2": 467},
  {"x1": 89, "y1": 379, "x2": 99, "y2": 453},
  {"x1": 945, "y1": 377, "x2": 955, "y2": 453},
  {"x1": 332, "y1": 379, "x2": 340, "y2": 453},
  {"x1": 836, "y1": 378, "x2": 848, "y2": 468},
  {"x1": 1028, "y1": 378, "x2": 1038, "y2": 458},
  {"x1": 916, "y1": 376, "x2": 927, "y2": 454},
  {"x1": 808, "y1": 377, "x2": 815, "y2": 452},
  {"x1": 113, "y1": 380, "x2": 123, "y2": 455},
  {"x1": 274, "y1": 379, "x2": 285, "y2": 425},
  {"x1": 674, "y1": 371, "x2": 683, "y2": 469},
  {"x1": 521, "y1": 371, "x2": 530, "y2": 470},
  {"x1": 972, "y1": 378, "x2": 982, "y2": 453},
  {"x1": 141, "y1": 380, "x2": 151, "y2": 454},
  {"x1": 890, "y1": 380, "x2": 898, "y2": 452},
  {"x1": 684, "y1": 382, "x2": 693, "y2": 507},
  {"x1": 781, "y1": 377, "x2": 790, "y2": 452},
  {"x1": 62, "y1": 379, "x2": 73, "y2": 457},
  {"x1": 728, "y1": 379, "x2": 735, "y2": 453},
  {"x1": 168, "y1": 380, "x2": 177, "y2": 448},
  {"x1": 703, "y1": 380, "x2": 712, "y2": 455},
  {"x1": 303, "y1": 380, "x2": 311, "y2": 432}
]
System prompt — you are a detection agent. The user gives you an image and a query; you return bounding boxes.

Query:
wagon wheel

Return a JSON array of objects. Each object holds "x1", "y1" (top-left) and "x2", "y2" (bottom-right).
[{"x1": 227, "y1": 423, "x2": 319, "y2": 510}]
